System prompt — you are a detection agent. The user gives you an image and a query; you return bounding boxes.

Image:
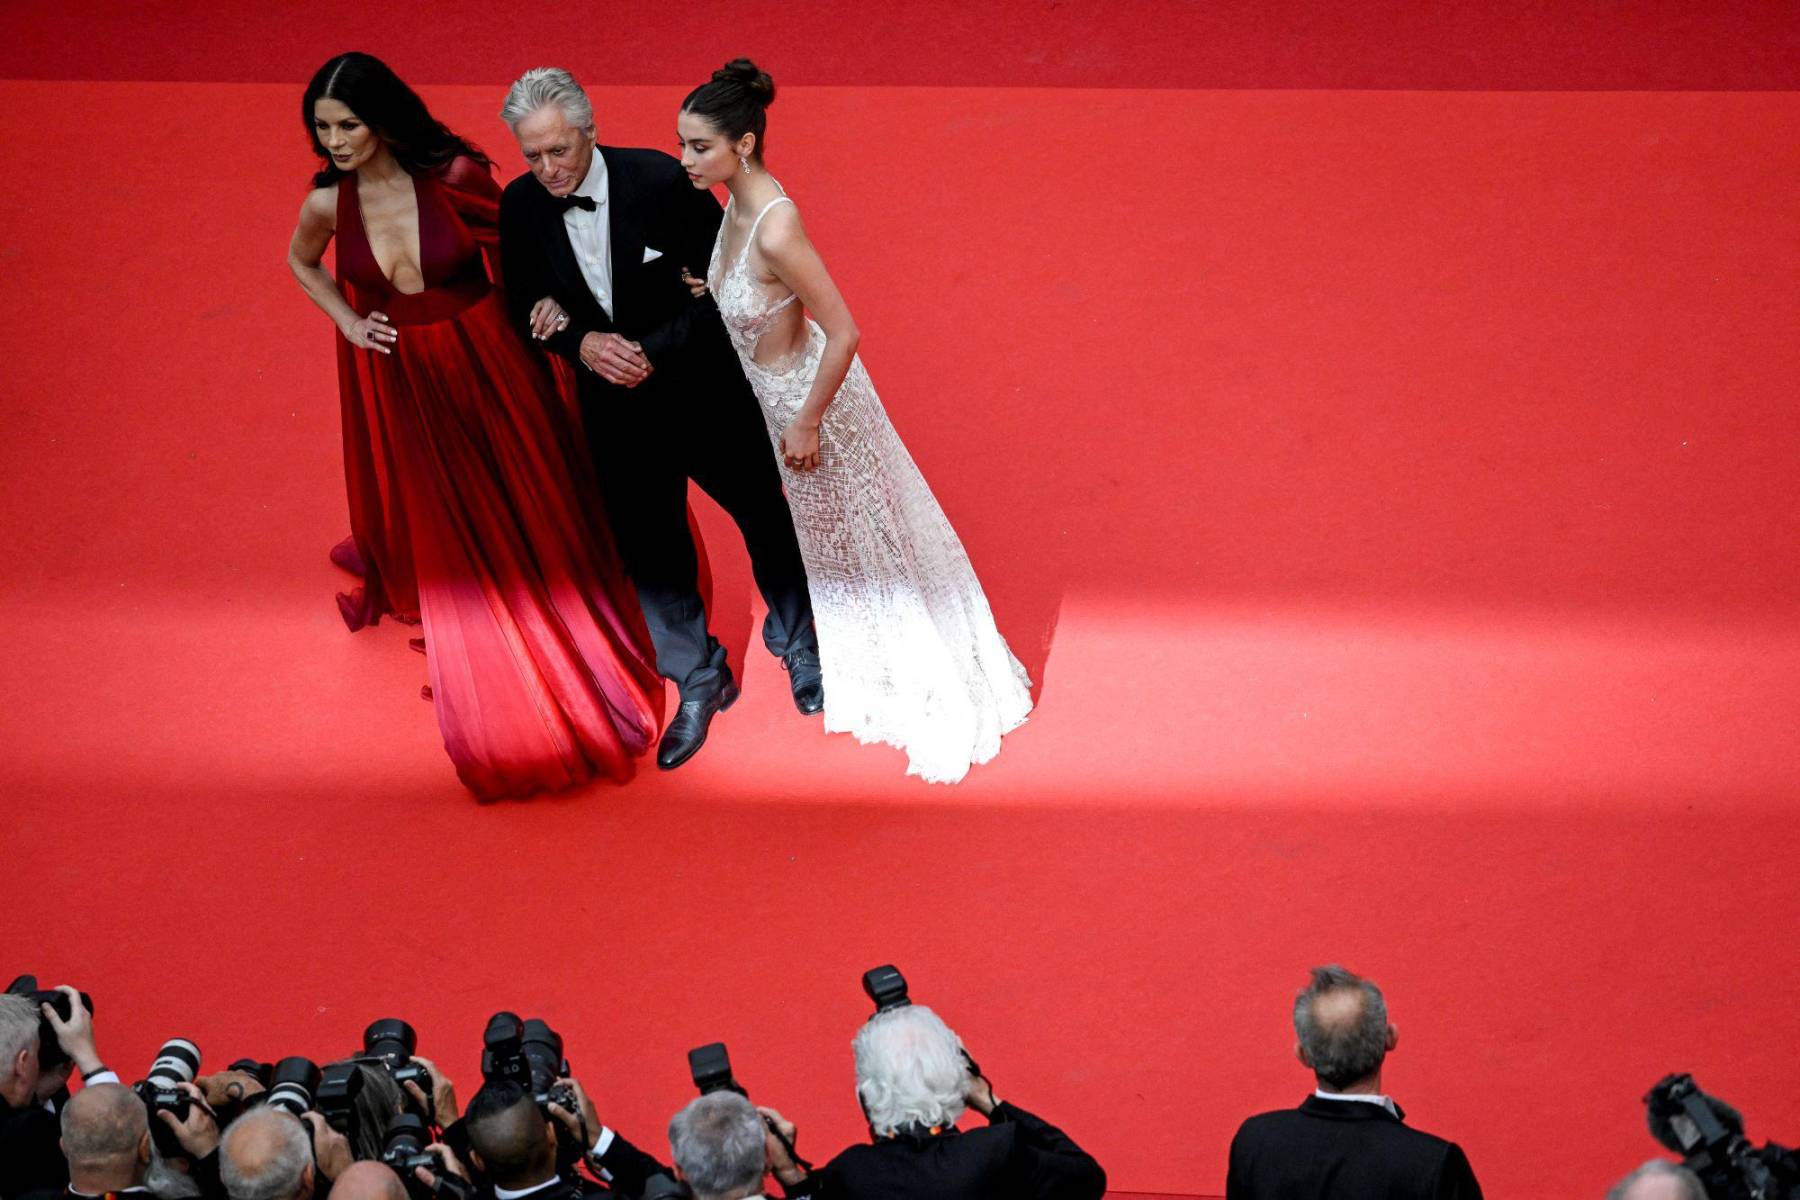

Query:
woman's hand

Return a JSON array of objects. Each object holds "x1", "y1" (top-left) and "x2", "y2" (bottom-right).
[
  {"x1": 780, "y1": 419, "x2": 820, "y2": 472},
  {"x1": 529, "y1": 296, "x2": 571, "y2": 340},
  {"x1": 342, "y1": 311, "x2": 398, "y2": 355},
  {"x1": 680, "y1": 267, "x2": 709, "y2": 298}
]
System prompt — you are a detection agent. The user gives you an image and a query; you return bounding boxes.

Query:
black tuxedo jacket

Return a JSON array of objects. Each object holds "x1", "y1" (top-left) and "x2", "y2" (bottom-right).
[
  {"x1": 790, "y1": 1101, "x2": 1105, "y2": 1200},
  {"x1": 498, "y1": 145, "x2": 735, "y2": 398},
  {"x1": 1226, "y1": 1095, "x2": 1482, "y2": 1200},
  {"x1": 0, "y1": 1096, "x2": 67, "y2": 1200}
]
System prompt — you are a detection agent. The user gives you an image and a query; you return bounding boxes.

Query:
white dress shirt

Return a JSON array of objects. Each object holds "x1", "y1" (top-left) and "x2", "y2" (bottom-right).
[
  {"x1": 564, "y1": 149, "x2": 614, "y2": 321},
  {"x1": 489, "y1": 1128, "x2": 617, "y2": 1198},
  {"x1": 1313, "y1": 1087, "x2": 1400, "y2": 1119}
]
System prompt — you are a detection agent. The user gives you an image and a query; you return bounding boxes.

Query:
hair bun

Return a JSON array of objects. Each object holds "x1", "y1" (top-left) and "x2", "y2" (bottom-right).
[{"x1": 713, "y1": 57, "x2": 775, "y2": 107}]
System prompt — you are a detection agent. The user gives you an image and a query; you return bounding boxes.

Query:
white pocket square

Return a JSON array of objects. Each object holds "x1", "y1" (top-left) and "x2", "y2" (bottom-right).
[{"x1": 642, "y1": 246, "x2": 663, "y2": 263}]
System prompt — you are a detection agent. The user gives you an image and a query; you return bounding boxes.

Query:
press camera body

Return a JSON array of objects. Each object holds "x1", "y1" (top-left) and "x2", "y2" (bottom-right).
[
  {"x1": 135, "y1": 1038, "x2": 200, "y2": 1157},
  {"x1": 1645, "y1": 1073, "x2": 1800, "y2": 1200},
  {"x1": 5, "y1": 974, "x2": 95, "y2": 1073}
]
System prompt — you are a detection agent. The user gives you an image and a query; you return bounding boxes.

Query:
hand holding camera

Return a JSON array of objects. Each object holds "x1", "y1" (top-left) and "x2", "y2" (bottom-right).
[
  {"x1": 41, "y1": 983, "x2": 104, "y2": 1076},
  {"x1": 544, "y1": 1074, "x2": 600, "y2": 1147},
  {"x1": 301, "y1": 1111, "x2": 356, "y2": 1180},
  {"x1": 154, "y1": 1081, "x2": 221, "y2": 1158},
  {"x1": 756, "y1": 1106, "x2": 807, "y2": 1186},
  {"x1": 411, "y1": 1141, "x2": 474, "y2": 1200},
  {"x1": 401, "y1": 1054, "x2": 458, "y2": 1126}
]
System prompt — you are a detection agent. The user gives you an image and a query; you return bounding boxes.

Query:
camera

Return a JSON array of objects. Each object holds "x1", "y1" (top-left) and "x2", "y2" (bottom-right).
[
  {"x1": 862, "y1": 965, "x2": 910, "y2": 1013},
  {"x1": 382, "y1": 1113, "x2": 474, "y2": 1200},
  {"x1": 316, "y1": 1060, "x2": 367, "y2": 1138},
  {"x1": 688, "y1": 1042, "x2": 745, "y2": 1097},
  {"x1": 364, "y1": 1018, "x2": 434, "y2": 1100},
  {"x1": 1644, "y1": 1073, "x2": 1800, "y2": 1200},
  {"x1": 6, "y1": 974, "x2": 95, "y2": 1072},
  {"x1": 135, "y1": 1038, "x2": 199, "y2": 1157},
  {"x1": 685, "y1": 1042, "x2": 809, "y2": 1172},
  {"x1": 265, "y1": 1056, "x2": 322, "y2": 1117},
  {"x1": 480, "y1": 1012, "x2": 576, "y2": 1112}
]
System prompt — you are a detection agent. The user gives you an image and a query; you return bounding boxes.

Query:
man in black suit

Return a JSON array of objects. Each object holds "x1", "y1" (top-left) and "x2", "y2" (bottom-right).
[
  {"x1": 1, "y1": 989, "x2": 119, "y2": 1200},
  {"x1": 58, "y1": 1083, "x2": 152, "y2": 1200},
  {"x1": 462, "y1": 1079, "x2": 670, "y2": 1199},
  {"x1": 769, "y1": 1004, "x2": 1105, "y2": 1200},
  {"x1": 1226, "y1": 965, "x2": 1483, "y2": 1200},
  {"x1": 497, "y1": 66, "x2": 821, "y2": 770}
]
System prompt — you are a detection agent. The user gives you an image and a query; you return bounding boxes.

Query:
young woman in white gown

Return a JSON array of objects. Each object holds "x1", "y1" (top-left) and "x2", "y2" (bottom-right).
[{"x1": 676, "y1": 59, "x2": 1032, "y2": 783}]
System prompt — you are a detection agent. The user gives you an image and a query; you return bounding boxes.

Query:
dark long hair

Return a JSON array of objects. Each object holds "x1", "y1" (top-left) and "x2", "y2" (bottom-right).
[
  {"x1": 681, "y1": 58, "x2": 775, "y2": 160},
  {"x1": 303, "y1": 52, "x2": 489, "y2": 187}
]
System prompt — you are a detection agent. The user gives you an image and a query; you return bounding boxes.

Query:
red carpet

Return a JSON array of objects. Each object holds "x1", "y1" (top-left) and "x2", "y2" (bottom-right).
[{"x1": 4, "y1": 8, "x2": 1799, "y2": 1198}]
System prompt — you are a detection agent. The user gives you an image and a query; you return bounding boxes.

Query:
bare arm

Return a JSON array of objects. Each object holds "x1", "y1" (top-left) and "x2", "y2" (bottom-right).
[
  {"x1": 287, "y1": 185, "x2": 397, "y2": 355},
  {"x1": 757, "y1": 206, "x2": 859, "y2": 463}
]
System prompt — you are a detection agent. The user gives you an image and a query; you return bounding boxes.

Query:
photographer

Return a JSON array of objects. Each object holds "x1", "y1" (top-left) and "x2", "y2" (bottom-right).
[
  {"x1": 1606, "y1": 1160, "x2": 1706, "y2": 1200},
  {"x1": 219, "y1": 1108, "x2": 352, "y2": 1200},
  {"x1": 462, "y1": 1078, "x2": 667, "y2": 1200},
  {"x1": 774, "y1": 1005, "x2": 1105, "y2": 1200},
  {"x1": 667, "y1": 1092, "x2": 777, "y2": 1200},
  {"x1": 61, "y1": 1083, "x2": 152, "y2": 1199},
  {"x1": 3, "y1": 988, "x2": 119, "y2": 1200}
]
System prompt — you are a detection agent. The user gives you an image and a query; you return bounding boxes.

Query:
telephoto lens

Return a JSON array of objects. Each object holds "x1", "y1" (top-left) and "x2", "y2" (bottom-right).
[
  {"x1": 137, "y1": 1038, "x2": 200, "y2": 1158},
  {"x1": 862, "y1": 965, "x2": 910, "y2": 1013},
  {"x1": 266, "y1": 1057, "x2": 322, "y2": 1117},
  {"x1": 379, "y1": 1112, "x2": 436, "y2": 1169},
  {"x1": 364, "y1": 1019, "x2": 417, "y2": 1063},
  {"x1": 519, "y1": 1019, "x2": 568, "y2": 1096}
]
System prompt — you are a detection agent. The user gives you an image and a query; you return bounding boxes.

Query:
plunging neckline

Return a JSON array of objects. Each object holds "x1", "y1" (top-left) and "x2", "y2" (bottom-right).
[{"x1": 352, "y1": 171, "x2": 427, "y2": 297}]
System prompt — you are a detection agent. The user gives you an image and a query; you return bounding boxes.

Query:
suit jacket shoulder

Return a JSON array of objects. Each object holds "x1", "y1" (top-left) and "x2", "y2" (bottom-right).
[{"x1": 1228, "y1": 1100, "x2": 1480, "y2": 1200}]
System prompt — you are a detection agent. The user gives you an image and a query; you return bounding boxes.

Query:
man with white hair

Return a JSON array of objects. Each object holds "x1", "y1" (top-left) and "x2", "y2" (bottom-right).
[
  {"x1": 1, "y1": 988, "x2": 117, "y2": 1200},
  {"x1": 1605, "y1": 1159, "x2": 1707, "y2": 1200},
  {"x1": 496, "y1": 65, "x2": 822, "y2": 770},
  {"x1": 770, "y1": 1004, "x2": 1105, "y2": 1199},
  {"x1": 219, "y1": 1108, "x2": 350, "y2": 1200}
]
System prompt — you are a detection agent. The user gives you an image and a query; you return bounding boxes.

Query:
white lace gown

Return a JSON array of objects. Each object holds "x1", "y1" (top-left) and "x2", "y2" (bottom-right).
[{"x1": 708, "y1": 191, "x2": 1032, "y2": 782}]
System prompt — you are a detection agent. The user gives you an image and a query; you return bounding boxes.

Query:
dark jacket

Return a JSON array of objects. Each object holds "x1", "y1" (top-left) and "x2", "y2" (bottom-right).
[
  {"x1": 789, "y1": 1101, "x2": 1105, "y2": 1200},
  {"x1": 1226, "y1": 1095, "x2": 1482, "y2": 1200},
  {"x1": 0, "y1": 1096, "x2": 68, "y2": 1200}
]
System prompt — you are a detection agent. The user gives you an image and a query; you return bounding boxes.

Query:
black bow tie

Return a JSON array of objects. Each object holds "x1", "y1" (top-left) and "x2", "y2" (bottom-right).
[{"x1": 554, "y1": 193, "x2": 598, "y2": 213}]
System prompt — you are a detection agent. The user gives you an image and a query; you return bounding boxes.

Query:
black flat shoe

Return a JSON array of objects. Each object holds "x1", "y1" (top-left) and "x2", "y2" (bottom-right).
[
  {"x1": 657, "y1": 674, "x2": 742, "y2": 770},
  {"x1": 782, "y1": 647, "x2": 825, "y2": 715}
]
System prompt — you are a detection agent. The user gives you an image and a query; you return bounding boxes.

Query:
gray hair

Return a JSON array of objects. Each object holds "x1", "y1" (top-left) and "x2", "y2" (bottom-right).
[
  {"x1": 853, "y1": 1005, "x2": 970, "y2": 1137},
  {"x1": 220, "y1": 1108, "x2": 312, "y2": 1200},
  {"x1": 62, "y1": 1082, "x2": 148, "y2": 1168},
  {"x1": 1606, "y1": 1159, "x2": 1707, "y2": 1200},
  {"x1": 1293, "y1": 964, "x2": 1389, "y2": 1090},
  {"x1": 500, "y1": 67, "x2": 594, "y2": 133},
  {"x1": 0, "y1": 993, "x2": 40, "y2": 1082},
  {"x1": 667, "y1": 1091, "x2": 766, "y2": 1200},
  {"x1": 147, "y1": 1141, "x2": 205, "y2": 1199}
]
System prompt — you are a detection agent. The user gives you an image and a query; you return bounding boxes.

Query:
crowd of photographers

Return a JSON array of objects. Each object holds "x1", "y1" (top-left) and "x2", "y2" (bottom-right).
[
  {"x1": 0, "y1": 969, "x2": 1105, "y2": 1200},
  {"x1": 4, "y1": 965, "x2": 1793, "y2": 1200}
]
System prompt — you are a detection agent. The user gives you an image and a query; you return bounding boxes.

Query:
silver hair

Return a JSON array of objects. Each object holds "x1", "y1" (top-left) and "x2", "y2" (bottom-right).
[
  {"x1": 500, "y1": 67, "x2": 595, "y2": 133},
  {"x1": 147, "y1": 1140, "x2": 204, "y2": 1199},
  {"x1": 853, "y1": 1005, "x2": 970, "y2": 1137},
  {"x1": 0, "y1": 994, "x2": 40, "y2": 1084},
  {"x1": 1293, "y1": 964, "x2": 1389, "y2": 1090},
  {"x1": 667, "y1": 1091, "x2": 766, "y2": 1200},
  {"x1": 220, "y1": 1108, "x2": 311, "y2": 1200},
  {"x1": 1606, "y1": 1159, "x2": 1708, "y2": 1200}
]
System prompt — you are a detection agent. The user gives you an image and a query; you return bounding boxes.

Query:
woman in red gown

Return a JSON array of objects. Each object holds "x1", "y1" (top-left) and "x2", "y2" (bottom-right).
[{"x1": 286, "y1": 51, "x2": 661, "y2": 798}]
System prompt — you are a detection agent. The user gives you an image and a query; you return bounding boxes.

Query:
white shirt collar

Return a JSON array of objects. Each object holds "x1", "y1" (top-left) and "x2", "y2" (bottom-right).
[
  {"x1": 572, "y1": 147, "x2": 607, "y2": 205},
  {"x1": 492, "y1": 1178, "x2": 565, "y2": 1200},
  {"x1": 1313, "y1": 1088, "x2": 1400, "y2": 1118}
]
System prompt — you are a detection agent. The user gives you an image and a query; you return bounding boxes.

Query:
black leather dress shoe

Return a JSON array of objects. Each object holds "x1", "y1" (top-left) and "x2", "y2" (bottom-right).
[
  {"x1": 782, "y1": 648, "x2": 825, "y2": 715},
  {"x1": 657, "y1": 674, "x2": 741, "y2": 770}
]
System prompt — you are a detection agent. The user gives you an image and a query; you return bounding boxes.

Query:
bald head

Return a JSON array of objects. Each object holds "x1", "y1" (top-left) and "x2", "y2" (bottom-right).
[
  {"x1": 1293, "y1": 965, "x2": 1394, "y2": 1090},
  {"x1": 62, "y1": 1082, "x2": 150, "y2": 1187},
  {"x1": 221, "y1": 1107, "x2": 313, "y2": 1200},
  {"x1": 330, "y1": 1162, "x2": 409, "y2": 1200}
]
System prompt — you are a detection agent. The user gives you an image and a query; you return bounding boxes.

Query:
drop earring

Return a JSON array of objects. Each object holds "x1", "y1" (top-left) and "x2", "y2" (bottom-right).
[{"x1": 740, "y1": 155, "x2": 753, "y2": 174}]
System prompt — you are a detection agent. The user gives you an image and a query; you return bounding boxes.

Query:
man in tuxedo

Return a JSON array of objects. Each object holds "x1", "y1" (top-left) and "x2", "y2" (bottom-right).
[
  {"x1": 1, "y1": 989, "x2": 120, "y2": 1200},
  {"x1": 58, "y1": 1084, "x2": 152, "y2": 1200},
  {"x1": 771, "y1": 1005, "x2": 1106, "y2": 1200},
  {"x1": 462, "y1": 1079, "x2": 669, "y2": 1198},
  {"x1": 497, "y1": 66, "x2": 822, "y2": 770},
  {"x1": 1226, "y1": 965, "x2": 1484, "y2": 1200}
]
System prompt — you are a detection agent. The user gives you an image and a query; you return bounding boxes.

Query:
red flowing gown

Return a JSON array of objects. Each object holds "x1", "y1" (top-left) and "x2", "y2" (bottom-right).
[{"x1": 328, "y1": 155, "x2": 661, "y2": 798}]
